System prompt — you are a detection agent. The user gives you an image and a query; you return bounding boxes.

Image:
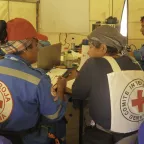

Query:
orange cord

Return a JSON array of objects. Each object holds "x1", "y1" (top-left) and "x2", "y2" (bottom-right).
[{"x1": 48, "y1": 133, "x2": 60, "y2": 144}]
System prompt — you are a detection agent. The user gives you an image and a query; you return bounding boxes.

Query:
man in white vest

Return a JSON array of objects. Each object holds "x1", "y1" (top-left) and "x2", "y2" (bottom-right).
[{"x1": 72, "y1": 25, "x2": 143, "y2": 144}]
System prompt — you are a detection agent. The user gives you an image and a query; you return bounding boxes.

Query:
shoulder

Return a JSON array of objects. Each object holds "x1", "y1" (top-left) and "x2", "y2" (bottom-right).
[
  {"x1": 0, "y1": 59, "x2": 51, "y2": 86},
  {"x1": 27, "y1": 67, "x2": 52, "y2": 88},
  {"x1": 80, "y1": 57, "x2": 111, "y2": 73},
  {"x1": 116, "y1": 55, "x2": 135, "y2": 64},
  {"x1": 31, "y1": 67, "x2": 46, "y2": 76},
  {"x1": 115, "y1": 56, "x2": 141, "y2": 70},
  {"x1": 86, "y1": 57, "x2": 110, "y2": 67},
  {"x1": 28, "y1": 67, "x2": 51, "y2": 81},
  {"x1": 89, "y1": 57, "x2": 110, "y2": 63}
]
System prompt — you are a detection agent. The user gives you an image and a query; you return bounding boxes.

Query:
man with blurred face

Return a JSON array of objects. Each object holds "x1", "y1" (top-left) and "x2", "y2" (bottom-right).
[{"x1": 0, "y1": 18, "x2": 67, "y2": 144}]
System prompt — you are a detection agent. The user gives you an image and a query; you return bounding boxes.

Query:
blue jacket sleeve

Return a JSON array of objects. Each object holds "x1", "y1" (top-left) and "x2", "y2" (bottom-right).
[
  {"x1": 133, "y1": 50, "x2": 142, "y2": 61},
  {"x1": 37, "y1": 75, "x2": 67, "y2": 121}
]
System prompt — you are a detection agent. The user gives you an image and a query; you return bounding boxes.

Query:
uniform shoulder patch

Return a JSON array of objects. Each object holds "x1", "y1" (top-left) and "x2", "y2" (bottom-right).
[{"x1": 0, "y1": 81, "x2": 13, "y2": 123}]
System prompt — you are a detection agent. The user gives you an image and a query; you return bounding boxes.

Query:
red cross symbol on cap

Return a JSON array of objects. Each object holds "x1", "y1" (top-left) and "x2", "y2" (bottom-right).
[{"x1": 132, "y1": 90, "x2": 144, "y2": 112}]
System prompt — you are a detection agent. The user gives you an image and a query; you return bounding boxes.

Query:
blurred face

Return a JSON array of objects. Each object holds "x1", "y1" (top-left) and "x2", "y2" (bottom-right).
[
  {"x1": 140, "y1": 20, "x2": 144, "y2": 35},
  {"x1": 21, "y1": 38, "x2": 39, "y2": 64},
  {"x1": 88, "y1": 43, "x2": 107, "y2": 58}
]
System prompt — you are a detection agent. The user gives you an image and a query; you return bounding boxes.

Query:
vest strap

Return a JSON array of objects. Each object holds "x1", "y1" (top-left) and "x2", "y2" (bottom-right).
[{"x1": 103, "y1": 56, "x2": 121, "y2": 72}]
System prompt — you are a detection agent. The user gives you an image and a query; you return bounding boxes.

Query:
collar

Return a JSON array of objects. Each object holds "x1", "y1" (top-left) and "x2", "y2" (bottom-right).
[{"x1": 5, "y1": 54, "x2": 31, "y2": 66}]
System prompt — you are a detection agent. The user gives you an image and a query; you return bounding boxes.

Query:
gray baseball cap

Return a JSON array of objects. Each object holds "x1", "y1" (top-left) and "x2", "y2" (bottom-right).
[{"x1": 88, "y1": 25, "x2": 127, "y2": 52}]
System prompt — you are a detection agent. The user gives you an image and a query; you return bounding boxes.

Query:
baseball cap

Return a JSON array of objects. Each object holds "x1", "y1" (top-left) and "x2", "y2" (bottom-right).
[
  {"x1": 88, "y1": 25, "x2": 126, "y2": 52},
  {"x1": 39, "y1": 40, "x2": 51, "y2": 48},
  {"x1": 7, "y1": 18, "x2": 48, "y2": 41}
]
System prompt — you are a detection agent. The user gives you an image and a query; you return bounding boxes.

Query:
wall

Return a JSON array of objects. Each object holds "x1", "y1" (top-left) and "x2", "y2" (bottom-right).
[
  {"x1": 0, "y1": 0, "x2": 143, "y2": 49},
  {"x1": 0, "y1": 1, "x2": 36, "y2": 28},
  {"x1": 0, "y1": 1, "x2": 9, "y2": 21},
  {"x1": 0, "y1": 0, "x2": 124, "y2": 49},
  {"x1": 39, "y1": 0, "x2": 124, "y2": 49}
]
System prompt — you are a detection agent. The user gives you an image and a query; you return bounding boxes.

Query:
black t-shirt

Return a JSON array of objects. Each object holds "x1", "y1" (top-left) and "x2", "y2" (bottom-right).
[{"x1": 72, "y1": 56, "x2": 141, "y2": 130}]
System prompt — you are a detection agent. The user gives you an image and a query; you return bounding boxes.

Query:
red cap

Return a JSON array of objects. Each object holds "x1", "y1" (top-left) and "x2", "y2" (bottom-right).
[{"x1": 7, "y1": 18, "x2": 48, "y2": 41}]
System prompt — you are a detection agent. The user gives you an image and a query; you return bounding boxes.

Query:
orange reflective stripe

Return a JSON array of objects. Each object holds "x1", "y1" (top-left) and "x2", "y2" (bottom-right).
[
  {"x1": 48, "y1": 133, "x2": 60, "y2": 144},
  {"x1": 45, "y1": 105, "x2": 62, "y2": 120},
  {"x1": 0, "y1": 66, "x2": 40, "y2": 85},
  {"x1": 48, "y1": 133, "x2": 56, "y2": 139}
]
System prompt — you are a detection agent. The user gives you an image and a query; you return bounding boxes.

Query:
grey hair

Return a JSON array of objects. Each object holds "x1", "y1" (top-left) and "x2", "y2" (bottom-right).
[
  {"x1": 89, "y1": 39, "x2": 102, "y2": 48},
  {"x1": 89, "y1": 37, "x2": 119, "y2": 56}
]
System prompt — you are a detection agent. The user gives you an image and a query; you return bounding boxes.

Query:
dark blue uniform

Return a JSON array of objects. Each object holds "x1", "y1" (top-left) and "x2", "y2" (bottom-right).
[
  {"x1": 0, "y1": 54, "x2": 67, "y2": 144},
  {"x1": 133, "y1": 46, "x2": 144, "y2": 70}
]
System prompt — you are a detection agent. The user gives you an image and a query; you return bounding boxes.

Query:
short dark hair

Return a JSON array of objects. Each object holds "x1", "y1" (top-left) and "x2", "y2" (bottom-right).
[
  {"x1": 0, "y1": 20, "x2": 7, "y2": 44},
  {"x1": 140, "y1": 16, "x2": 144, "y2": 22},
  {"x1": 89, "y1": 39, "x2": 101, "y2": 48},
  {"x1": 106, "y1": 46, "x2": 118, "y2": 56}
]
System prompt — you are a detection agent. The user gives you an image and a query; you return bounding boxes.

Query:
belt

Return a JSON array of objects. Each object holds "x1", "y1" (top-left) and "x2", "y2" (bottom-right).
[
  {"x1": 94, "y1": 124, "x2": 137, "y2": 136},
  {"x1": 96, "y1": 124, "x2": 112, "y2": 134},
  {"x1": 85, "y1": 120, "x2": 112, "y2": 134}
]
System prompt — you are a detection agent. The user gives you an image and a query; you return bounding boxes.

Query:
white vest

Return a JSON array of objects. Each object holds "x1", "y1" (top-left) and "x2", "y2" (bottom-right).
[{"x1": 103, "y1": 56, "x2": 144, "y2": 133}]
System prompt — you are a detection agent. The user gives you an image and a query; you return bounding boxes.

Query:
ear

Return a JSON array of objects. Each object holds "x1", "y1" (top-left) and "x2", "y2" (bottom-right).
[{"x1": 100, "y1": 44, "x2": 107, "y2": 54}]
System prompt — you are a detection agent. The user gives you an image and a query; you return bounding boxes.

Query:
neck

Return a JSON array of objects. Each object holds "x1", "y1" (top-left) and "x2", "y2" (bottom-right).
[
  {"x1": 104, "y1": 53, "x2": 119, "y2": 58},
  {"x1": 19, "y1": 53, "x2": 32, "y2": 64},
  {"x1": 112, "y1": 55, "x2": 119, "y2": 58},
  {"x1": 5, "y1": 54, "x2": 31, "y2": 66}
]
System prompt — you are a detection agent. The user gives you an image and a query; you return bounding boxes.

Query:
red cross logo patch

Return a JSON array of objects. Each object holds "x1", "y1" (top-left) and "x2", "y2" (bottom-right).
[
  {"x1": 132, "y1": 90, "x2": 144, "y2": 112},
  {"x1": 120, "y1": 79, "x2": 144, "y2": 122},
  {"x1": 0, "y1": 81, "x2": 13, "y2": 123}
]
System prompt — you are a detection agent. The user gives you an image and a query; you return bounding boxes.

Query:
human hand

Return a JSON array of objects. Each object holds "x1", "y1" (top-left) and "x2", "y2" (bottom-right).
[
  {"x1": 57, "y1": 77, "x2": 67, "y2": 92},
  {"x1": 51, "y1": 85, "x2": 58, "y2": 101}
]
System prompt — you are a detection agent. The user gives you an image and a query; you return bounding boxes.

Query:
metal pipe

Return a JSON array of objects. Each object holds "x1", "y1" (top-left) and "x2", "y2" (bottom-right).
[
  {"x1": 127, "y1": 0, "x2": 129, "y2": 44},
  {"x1": 109, "y1": 0, "x2": 111, "y2": 17},
  {"x1": 112, "y1": 0, "x2": 113, "y2": 16}
]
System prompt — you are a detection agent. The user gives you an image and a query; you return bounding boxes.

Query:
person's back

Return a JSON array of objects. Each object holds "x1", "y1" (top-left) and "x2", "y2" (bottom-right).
[
  {"x1": 0, "y1": 18, "x2": 67, "y2": 144},
  {"x1": 73, "y1": 57, "x2": 142, "y2": 144},
  {"x1": 87, "y1": 56, "x2": 141, "y2": 130},
  {"x1": 72, "y1": 25, "x2": 143, "y2": 144},
  {"x1": 0, "y1": 56, "x2": 43, "y2": 131}
]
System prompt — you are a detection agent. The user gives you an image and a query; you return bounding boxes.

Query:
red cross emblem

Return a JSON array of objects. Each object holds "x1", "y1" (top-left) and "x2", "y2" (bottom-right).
[
  {"x1": 0, "y1": 101, "x2": 3, "y2": 109},
  {"x1": 132, "y1": 90, "x2": 144, "y2": 112}
]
